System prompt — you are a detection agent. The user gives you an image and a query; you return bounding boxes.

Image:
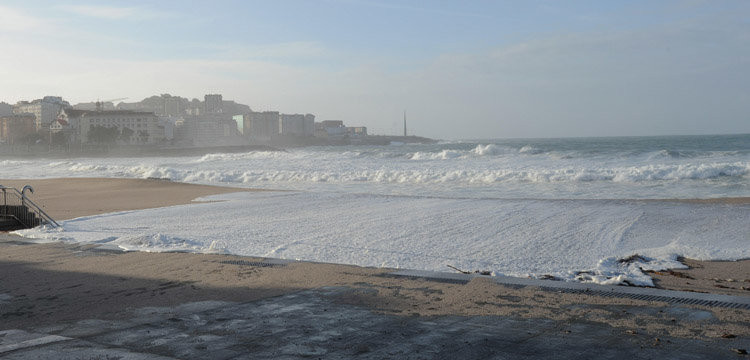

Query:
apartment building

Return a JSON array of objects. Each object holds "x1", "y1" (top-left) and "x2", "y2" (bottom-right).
[
  {"x1": 243, "y1": 111, "x2": 280, "y2": 140},
  {"x1": 63, "y1": 109, "x2": 163, "y2": 144},
  {"x1": 0, "y1": 114, "x2": 36, "y2": 145},
  {"x1": 280, "y1": 113, "x2": 314, "y2": 137},
  {"x1": 13, "y1": 96, "x2": 70, "y2": 130}
]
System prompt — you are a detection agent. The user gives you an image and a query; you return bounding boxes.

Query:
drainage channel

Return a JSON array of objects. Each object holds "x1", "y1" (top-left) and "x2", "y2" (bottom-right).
[
  {"x1": 219, "y1": 258, "x2": 293, "y2": 267},
  {"x1": 390, "y1": 269, "x2": 750, "y2": 310}
]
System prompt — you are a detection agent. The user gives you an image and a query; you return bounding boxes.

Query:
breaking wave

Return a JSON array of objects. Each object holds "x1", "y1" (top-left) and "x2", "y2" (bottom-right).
[
  {"x1": 39, "y1": 160, "x2": 747, "y2": 187},
  {"x1": 472, "y1": 144, "x2": 507, "y2": 156},
  {"x1": 518, "y1": 145, "x2": 545, "y2": 154},
  {"x1": 1, "y1": 135, "x2": 746, "y2": 199},
  {"x1": 0, "y1": 159, "x2": 30, "y2": 167},
  {"x1": 409, "y1": 150, "x2": 463, "y2": 160}
]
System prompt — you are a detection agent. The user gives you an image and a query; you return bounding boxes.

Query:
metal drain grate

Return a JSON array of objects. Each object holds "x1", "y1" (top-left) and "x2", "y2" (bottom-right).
[
  {"x1": 390, "y1": 269, "x2": 750, "y2": 310},
  {"x1": 220, "y1": 260, "x2": 287, "y2": 267},
  {"x1": 387, "y1": 274, "x2": 469, "y2": 285},
  {"x1": 540, "y1": 286, "x2": 750, "y2": 310}
]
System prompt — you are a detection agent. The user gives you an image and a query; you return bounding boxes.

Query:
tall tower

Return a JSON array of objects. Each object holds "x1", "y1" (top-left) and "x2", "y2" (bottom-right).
[{"x1": 403, "y1": 110, "x2": 407, "y2": 136}]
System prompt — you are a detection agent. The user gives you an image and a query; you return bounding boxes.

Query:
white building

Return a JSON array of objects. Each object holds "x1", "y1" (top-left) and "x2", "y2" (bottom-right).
[
  {"x1": 63, "y1": 109, "x2": 163, "y2": 144},
  {"x1": 49, "y1": 118, "x2": 73, "y2": 133},
  {"x1": 280, "y1": 113, "x2": 314, "y2": 137},
  {"x1": 304, "y1": 114, "x2": 315, "y2": 136},
  {"x1": 180, "y1": 115, "x2": 245, "y2": 147},
  {"x1": 315, "y1": 120, "x2": 346, "y2": 138},
  {"x1": 243, "y1": 111, "x2": 280, "y2": 140},
  {"x1": 13, "y1": 96, "x2": 70, "y2": 130}
]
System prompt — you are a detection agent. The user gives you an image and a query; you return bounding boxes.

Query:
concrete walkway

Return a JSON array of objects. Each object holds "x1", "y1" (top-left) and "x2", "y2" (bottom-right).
[
  {"x1": 1, "y1": 234, "x2": 748, "y2": 359},
  {"x1": 2, "y1": 286, "x2": 747, "y2": 359}
]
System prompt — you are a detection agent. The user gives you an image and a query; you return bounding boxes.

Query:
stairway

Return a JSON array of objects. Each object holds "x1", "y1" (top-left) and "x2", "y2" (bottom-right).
[
  {"x1": 0, "y1": 216, "x2": 20, "y2": 231},
  {"x1": 0, "y1": 185, "x2": 56, "y2": 231},
  {"x1": 0, "y1": 205, "x2": 42, "y2": 231}
]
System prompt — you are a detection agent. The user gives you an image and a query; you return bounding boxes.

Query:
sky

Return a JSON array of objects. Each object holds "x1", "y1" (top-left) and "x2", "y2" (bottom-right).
[{"x1": 1, "y1": 1, "x2": 749, "y2": 139}]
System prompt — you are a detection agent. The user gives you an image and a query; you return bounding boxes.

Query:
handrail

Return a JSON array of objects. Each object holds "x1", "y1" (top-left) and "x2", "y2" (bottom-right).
[{"x1": 0, "y1": 185, "x2": 59, "y2": 228}]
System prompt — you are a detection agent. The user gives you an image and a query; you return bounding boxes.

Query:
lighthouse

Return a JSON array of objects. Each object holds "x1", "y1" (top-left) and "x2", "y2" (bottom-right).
[{"x1": 403, "y1": 111, "x2": 407, "y2": 137}]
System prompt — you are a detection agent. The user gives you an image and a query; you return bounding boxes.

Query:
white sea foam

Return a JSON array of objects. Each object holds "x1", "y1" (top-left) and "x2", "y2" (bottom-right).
[
  {"x1": 23, "y1": 157, "x2": 748, "y2": 186},
  {"x1": 0, "y1": 143, "x2": 744, "y2": 200},
  {"x1": 409, "y1": 150, "x2": 463, "y2": 160},
  {"x1": 15, "y1": 192, "x2": 750, "y2": 286},
  {"x1": 0, "y1": 159, "x2": 30, "y2": 167},
  {"x1": 5, "y1": 137, "x2": 749, "y2": 284},
  {"x1": 518, "y1": 145, "x2": 544, "y2": 154},
  {"x1": 473, "y1": 144, "x2": 508, "y2": 156}
]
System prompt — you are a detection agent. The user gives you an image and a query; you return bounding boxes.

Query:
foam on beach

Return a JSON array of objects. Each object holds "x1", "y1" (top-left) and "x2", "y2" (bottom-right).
[
  {"x1": 6, "y1": 136, "x2": 749, "y2": 285},
  {"x1": 15, "y1": 192, "x2": 750, "y2": 286}
]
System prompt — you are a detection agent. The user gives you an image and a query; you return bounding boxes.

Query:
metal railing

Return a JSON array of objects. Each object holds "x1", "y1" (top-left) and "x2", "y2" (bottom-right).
[{"x1": 0, "y1": 185, "x2": 59, "y2": 229}]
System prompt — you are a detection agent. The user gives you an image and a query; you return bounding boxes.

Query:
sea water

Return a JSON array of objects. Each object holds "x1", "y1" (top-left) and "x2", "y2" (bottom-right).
[{"x1": 7, "y1": 134, "x2": 750, "y2": 285}]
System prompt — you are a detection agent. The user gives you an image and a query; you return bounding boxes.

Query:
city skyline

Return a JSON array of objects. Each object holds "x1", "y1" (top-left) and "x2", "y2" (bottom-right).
[{"x1": 1, "y1": 1, "x2": 749, "y2": 139}]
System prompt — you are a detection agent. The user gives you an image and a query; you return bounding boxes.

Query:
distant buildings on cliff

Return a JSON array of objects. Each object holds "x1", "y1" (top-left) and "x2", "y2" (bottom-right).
[{"x1": 0, "y1": 94, "x2": 369, "y2": 150}]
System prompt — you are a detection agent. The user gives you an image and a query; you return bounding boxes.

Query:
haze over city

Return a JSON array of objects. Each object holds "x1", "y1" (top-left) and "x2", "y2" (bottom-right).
[
  {"x1": 1, "y1": 0, "x2": 749, "y2": 139},
  {"x1": 2, "y1": 2, "x2": 750, "y2": 356}
]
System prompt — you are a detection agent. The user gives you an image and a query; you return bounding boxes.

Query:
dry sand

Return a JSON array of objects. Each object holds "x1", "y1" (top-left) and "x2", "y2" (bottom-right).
[
  {"x1": 1, "y1": 177, "x2": 748, "y2": 343},
  {"x1": 1, "y1": 236, "x2": 748, "y2": 343},
  {"x1": 647, "y1": 258, "x2": 750, "y2": 297},
  {"x1": 0, "y1": 178, "x2": 257, "y2": 221}
]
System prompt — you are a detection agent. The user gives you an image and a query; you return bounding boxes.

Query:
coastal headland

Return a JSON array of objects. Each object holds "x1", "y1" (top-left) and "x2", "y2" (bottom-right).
[{"x1": 1, "y1": 178, "x2": 748, "y2": 357}]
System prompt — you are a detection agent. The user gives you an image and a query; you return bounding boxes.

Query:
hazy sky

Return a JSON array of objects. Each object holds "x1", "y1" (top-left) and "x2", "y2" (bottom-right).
[{"x1": 1, "y1": 1, "x2": 748, "y2": 139}]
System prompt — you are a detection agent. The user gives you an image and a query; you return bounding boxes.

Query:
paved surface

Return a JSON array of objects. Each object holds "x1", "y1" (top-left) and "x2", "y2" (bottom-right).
[{"x1": 1, "y1": 287, "x2": 747, "y2": 359}]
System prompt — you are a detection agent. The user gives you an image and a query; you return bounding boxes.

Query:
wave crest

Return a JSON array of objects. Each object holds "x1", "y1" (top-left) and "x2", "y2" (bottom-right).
[
  {"x1": 44, "y1": 160, "x2": 749, "y2": 186},
  {"x1": 409, "y1": 150, "x2": 463, "y2": 160},
  {"x1": 472, "y1": 144, "x2": 505, "y2": 156},
  {"x1": 519, "y1": 145, "x2": 544, "y2": 154}
]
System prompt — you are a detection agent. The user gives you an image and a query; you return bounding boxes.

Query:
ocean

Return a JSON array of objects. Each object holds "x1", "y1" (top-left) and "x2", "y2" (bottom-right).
[{"x1": 8, "y1": 134, "x2": 750, "y2": 285}]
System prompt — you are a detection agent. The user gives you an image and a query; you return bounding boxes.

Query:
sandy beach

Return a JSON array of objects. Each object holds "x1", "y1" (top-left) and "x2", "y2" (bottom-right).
[
  {"x1": 0, "y1": 178, "x2": 256, "y2": 221},
  {"x1": 4, "y1": 177, "x2": 747, "y2": 294},
  {"x1": 1, "y1": 177, "x2": 748, "y2": 351}
]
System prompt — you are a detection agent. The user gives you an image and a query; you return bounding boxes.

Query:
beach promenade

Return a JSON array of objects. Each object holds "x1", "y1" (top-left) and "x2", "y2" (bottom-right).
[{"x1": 1, "y1": 178, "x2": 748, "y2": 359}]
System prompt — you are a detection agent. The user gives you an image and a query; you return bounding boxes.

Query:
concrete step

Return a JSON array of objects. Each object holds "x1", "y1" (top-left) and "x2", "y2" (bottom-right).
[
  {"x1": 0, "y1": 206, "x2": 41, "y2": 230},
  {"x1": 0, "y1": 216, "x2": 23, "y2": 231}
]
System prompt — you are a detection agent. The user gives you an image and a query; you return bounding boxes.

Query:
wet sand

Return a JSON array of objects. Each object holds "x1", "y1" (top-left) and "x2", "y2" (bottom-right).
[{"x1": 0, "y1": 177, "x2": 748, "y2": 344}]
